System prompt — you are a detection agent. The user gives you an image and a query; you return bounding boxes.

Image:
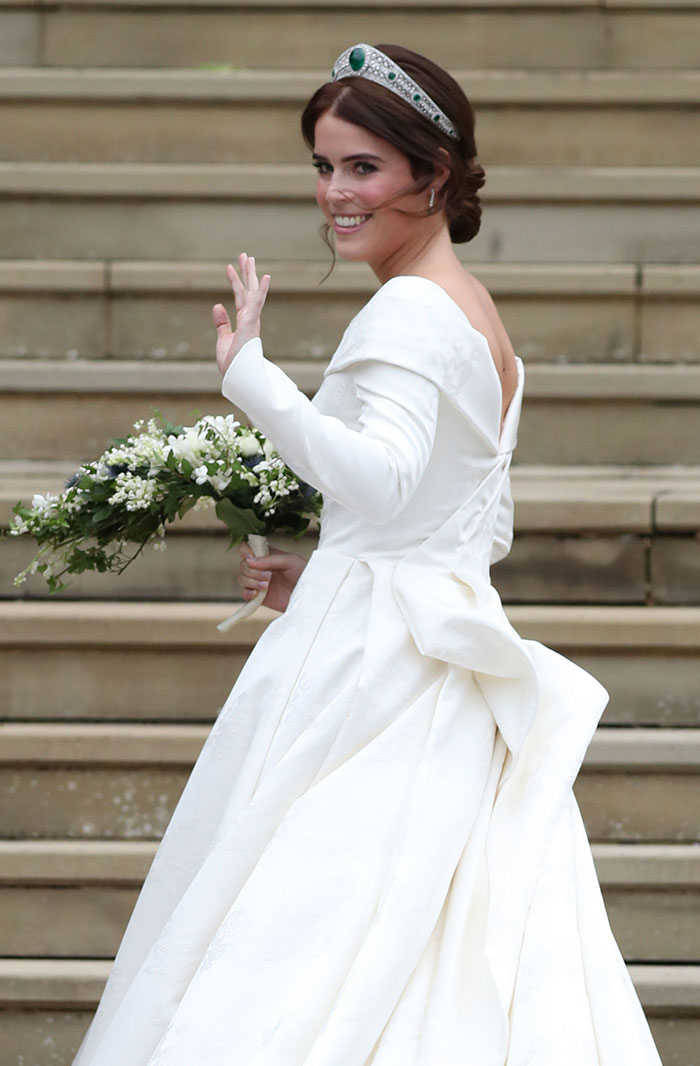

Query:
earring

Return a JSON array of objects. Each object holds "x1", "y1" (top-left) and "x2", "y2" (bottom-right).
[{"x1": 429, "y1": 187, "x2": 435, "y2": 211}]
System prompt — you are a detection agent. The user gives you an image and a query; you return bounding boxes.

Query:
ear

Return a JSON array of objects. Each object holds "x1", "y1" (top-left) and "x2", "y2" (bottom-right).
[{"x1": 433, "y1": 147, "x2": 451, "y2": 192}]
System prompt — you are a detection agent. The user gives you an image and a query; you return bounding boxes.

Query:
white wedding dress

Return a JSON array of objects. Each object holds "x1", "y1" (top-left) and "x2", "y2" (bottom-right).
[{"x1": 72, "y1": 275, "x2": 664, "y2": 1066}]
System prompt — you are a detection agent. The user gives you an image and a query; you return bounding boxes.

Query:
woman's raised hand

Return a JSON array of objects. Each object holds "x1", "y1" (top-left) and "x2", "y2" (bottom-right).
[
  {"x1": 237, "y1": 543, "x2": 308, "y2": 614},
  {"x1": 212, "y1": 253, "x2": 271, "y2": 376}
]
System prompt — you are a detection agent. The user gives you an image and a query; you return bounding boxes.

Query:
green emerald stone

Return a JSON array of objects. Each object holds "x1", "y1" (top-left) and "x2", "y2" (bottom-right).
[
  {"x1": 413, "y1": 93, "x2": 421, "y2": 102},
  {"x1": 349, "y1": 47, "x2": 365, "y2": 72},
  {"x1": 388, "y1": 71, "x2": 396, "y2": 80},
  {"x1": 433, "y1": 114, "x2": 440, "y2": 122}
]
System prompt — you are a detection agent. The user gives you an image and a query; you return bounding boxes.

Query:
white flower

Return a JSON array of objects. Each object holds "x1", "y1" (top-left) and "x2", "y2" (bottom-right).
[
  {"x1": 191, "y1": 465, "x2": 230, "y2": 493},
  {"x1": 237, "y1": 433, "x2": 263, "y2": 458},
  {"x1": 168, "y1": 428, "x2": 208, "y2": 469},
  {"x1": 108, "y1": 472, "x2": 161, "y2": 511},
  {"x1": 31, "y1": 493, "x2": 52, "y2": 513},
  {"x1": 262, "y1": 437, "x2": 277, "y2": 459},
  {"x1": 209, "y1": 473, "x2": 231, "y2": 493},
  {"x1": 200, "y1": 414, "x2": 239, "y2": 433}
]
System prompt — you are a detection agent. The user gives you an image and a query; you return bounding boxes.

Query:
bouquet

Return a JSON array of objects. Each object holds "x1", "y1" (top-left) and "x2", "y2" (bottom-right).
[{"x1": 6, "y1": 413, "x2": 323, "y2": 631}]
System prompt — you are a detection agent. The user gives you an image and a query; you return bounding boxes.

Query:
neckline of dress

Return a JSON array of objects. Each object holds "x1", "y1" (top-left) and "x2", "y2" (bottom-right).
[{"x1": 377, "y1": 274, "x2": 523, "y2": 445}]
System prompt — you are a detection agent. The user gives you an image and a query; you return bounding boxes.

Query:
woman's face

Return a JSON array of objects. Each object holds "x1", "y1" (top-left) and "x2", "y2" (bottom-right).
[{"x1": 312, "y1": 109, "x2": 435, "y2": 272}]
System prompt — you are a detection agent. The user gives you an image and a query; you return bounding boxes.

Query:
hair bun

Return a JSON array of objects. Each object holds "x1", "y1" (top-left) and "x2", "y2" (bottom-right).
[{"x1": 447, "y1": 159, "x2": 486, "y2": 244}]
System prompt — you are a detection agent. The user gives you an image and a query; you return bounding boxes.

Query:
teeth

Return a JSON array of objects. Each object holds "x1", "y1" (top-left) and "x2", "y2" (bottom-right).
[{"x1": 334, "y1": 215, "x2": 370, "y2": 228}]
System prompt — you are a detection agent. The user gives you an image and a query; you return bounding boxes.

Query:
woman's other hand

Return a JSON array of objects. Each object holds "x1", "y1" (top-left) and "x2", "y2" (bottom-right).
[
  {"x1": 237, "y1": 542, "x2": 308, "y2": 614},
  {"x1": 212, "y1": 253, "x2": 271, "y2": 376}
]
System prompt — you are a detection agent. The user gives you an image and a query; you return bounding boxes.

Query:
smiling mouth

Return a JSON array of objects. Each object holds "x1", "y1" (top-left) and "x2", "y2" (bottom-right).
[{"x1": 332, "y1": 214, "x2": 372, "y2": 232}]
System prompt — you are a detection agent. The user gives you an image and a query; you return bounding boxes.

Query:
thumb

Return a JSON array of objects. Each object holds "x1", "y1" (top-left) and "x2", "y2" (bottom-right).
[
  {"x1": 212, "y1": 303, "x2": 232, "y2": 334},
  {"x1": 249, "y1": 552, "x2": 294, "y2": 570}
]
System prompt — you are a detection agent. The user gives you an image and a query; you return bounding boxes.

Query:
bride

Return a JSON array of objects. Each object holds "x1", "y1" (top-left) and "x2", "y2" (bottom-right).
[{"x1": 72, "y1": 43, "x2": 665, "y2": 1066}]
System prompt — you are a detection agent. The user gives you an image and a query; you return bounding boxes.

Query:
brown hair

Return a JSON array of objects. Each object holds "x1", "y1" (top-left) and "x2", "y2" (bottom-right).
[{"x1": 300, "y1": 43, "x2": 486, "y2": 275}]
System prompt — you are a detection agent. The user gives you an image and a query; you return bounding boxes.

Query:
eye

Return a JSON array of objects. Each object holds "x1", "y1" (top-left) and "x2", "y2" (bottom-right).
[{"x1": 311, "y1": 161, "x2": 377, "y2": 175}]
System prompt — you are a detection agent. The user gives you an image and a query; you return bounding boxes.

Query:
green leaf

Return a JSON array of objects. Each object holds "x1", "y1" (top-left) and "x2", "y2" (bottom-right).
[
  {"x1": 215, "y1": 498, "x2": 265, "y2": 540},
  {"x1": 155, "y1": 412, "x2": 184, "y2": 437},
  {"x1": 163, "y1": 501, "x2": 177, "y2": 522},
  {"x1": 178, "y1": 496, "x2": 200, "y2": 519},
  {"x1": 91, "y1": 504, "x2": 114, "y2": 523}
]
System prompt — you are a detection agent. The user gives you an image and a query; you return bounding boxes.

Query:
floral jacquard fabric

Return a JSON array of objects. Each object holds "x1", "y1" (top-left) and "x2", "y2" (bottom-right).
[{"x1": 71, "y1": 276, "x2": 664, "y2": 1066}]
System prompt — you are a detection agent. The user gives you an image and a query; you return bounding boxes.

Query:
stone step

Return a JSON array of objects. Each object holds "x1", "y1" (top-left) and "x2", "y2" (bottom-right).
[
  {"x1": 1, "y1": 359, "x2": 700, "y2": 465},
  {"x1": 2, "y1": 258, "x2": 698, "y2": 364},
  {"x1": 2, "y1": 601, "x2": 699, "y2": 727},
  {"x1": 4, "y1": 464, "x2": 700, "y2": 605},
  {"x1": 0, "y1": 163, "x2": 698, "y2": 263},
  {"x1": 0, "y1": 722, "x2": 697, "y2": 842},
  {"x1": 0, "y1": 959, "x2": 697, "y2": 1066},
  {"x1": 4, "y1": 461, "x2": 700, "y2": 530},
  {"x1": 2, "y1": 0, "x2": 697, "y2": 71},
  {"x1": 1, "y1": 68, "x2": 698, "y2": 165},
  {"x1": 0, "y1": 840, "x2": 698, "y2": 962}
]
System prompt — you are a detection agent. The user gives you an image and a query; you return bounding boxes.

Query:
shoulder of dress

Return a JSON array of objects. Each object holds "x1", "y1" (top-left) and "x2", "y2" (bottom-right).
[
  {"x1": 322, "y1": 276, "x2": 511, "y2": 451},
  {"x1": 361, "y1": 275, "x2": 448, "y2": 324},
  {"x1": 324, "y1": 277, "x2": 467, "y2": 378}
]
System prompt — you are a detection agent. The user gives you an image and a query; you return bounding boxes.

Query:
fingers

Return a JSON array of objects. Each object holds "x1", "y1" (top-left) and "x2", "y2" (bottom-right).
[
  {"x1": 239, "y1": 553, "x2": 271, "y2": 597},
  {"x1": 226, "y1": 262, "x2": 245, "y2": 311},
  {"x1": 240, "y1": 557, "x2": 272, "y2": 578},
  {"x1": 239, "y1": 548, "x2": 293, "y2": 584},
  {"x1": 243, "y1": 575, "x2": 270, "y2": 591},
  {"x1": 226, "y1": 255, "x2": 252, "y2": 296},
  {"x1": 244, "y1": 253, "x2": 259, "y2": 293},
  {"x1": 238, "y1": 544, "x2": 270, "y2": 583},
  {"x1": 226, "y1": 255, "x2": 271, "y2": 311}
]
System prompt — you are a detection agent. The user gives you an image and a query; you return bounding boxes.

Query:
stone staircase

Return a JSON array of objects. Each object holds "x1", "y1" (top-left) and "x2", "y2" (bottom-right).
[{"x1": 1, "y1": 1, "x2": 699, "y2": 1062}]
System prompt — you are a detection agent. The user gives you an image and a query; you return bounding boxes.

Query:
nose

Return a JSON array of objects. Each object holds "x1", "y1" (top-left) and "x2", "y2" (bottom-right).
[
  {"x1": 324, "y1": 173, "x2": 353, "y2": 208},
  {"x1": 326, "y1": 188, "x2": 350, "y2": 208}
]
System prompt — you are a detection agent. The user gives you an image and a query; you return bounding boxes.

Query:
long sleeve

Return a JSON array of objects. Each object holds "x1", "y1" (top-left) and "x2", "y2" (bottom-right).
[{"x1": 221, "y1": 337, "x2": 440, "y2": 525}]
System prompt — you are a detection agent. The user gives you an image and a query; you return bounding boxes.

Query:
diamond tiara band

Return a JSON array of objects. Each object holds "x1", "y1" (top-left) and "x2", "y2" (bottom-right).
[{"x1": 330, "y1": 44, "x2": 459, "y2": 141}]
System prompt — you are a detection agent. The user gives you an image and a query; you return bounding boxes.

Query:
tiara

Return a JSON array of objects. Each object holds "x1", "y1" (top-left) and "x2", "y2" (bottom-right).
[{"x1": 330, "y1": 43, "x2": 459, "y2": 141}]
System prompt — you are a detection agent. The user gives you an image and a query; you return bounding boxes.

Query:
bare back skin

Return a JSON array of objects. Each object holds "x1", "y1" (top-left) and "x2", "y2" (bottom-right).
[{"x1": 422, "y1": 269, "x2": 519, "y2": 431}]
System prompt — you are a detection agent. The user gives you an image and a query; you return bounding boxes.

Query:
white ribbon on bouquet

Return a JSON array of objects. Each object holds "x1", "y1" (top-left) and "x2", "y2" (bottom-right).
[{"x1": 217, "y1": 533, "x2": 269, "y2": 632}]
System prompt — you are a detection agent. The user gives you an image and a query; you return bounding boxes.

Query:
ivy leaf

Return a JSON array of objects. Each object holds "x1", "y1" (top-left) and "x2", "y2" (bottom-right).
[
  {"x1": 178, "y1": 496, "x2": 200, "y2": 519},
  {"x1": 215, "y1": 499, "x2": 265, "y2": 541},
  {"x1": 163, "y1": 490, "x2": 182, "y2": 522},
  {"x1": 157, "y1": 414, "x2": 184, "y2": 437}
]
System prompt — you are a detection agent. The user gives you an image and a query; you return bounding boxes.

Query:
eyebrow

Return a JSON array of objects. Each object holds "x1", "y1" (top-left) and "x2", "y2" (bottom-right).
[{"x1": 311, "y1": 152, "x2": 384, "y2": 163}]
